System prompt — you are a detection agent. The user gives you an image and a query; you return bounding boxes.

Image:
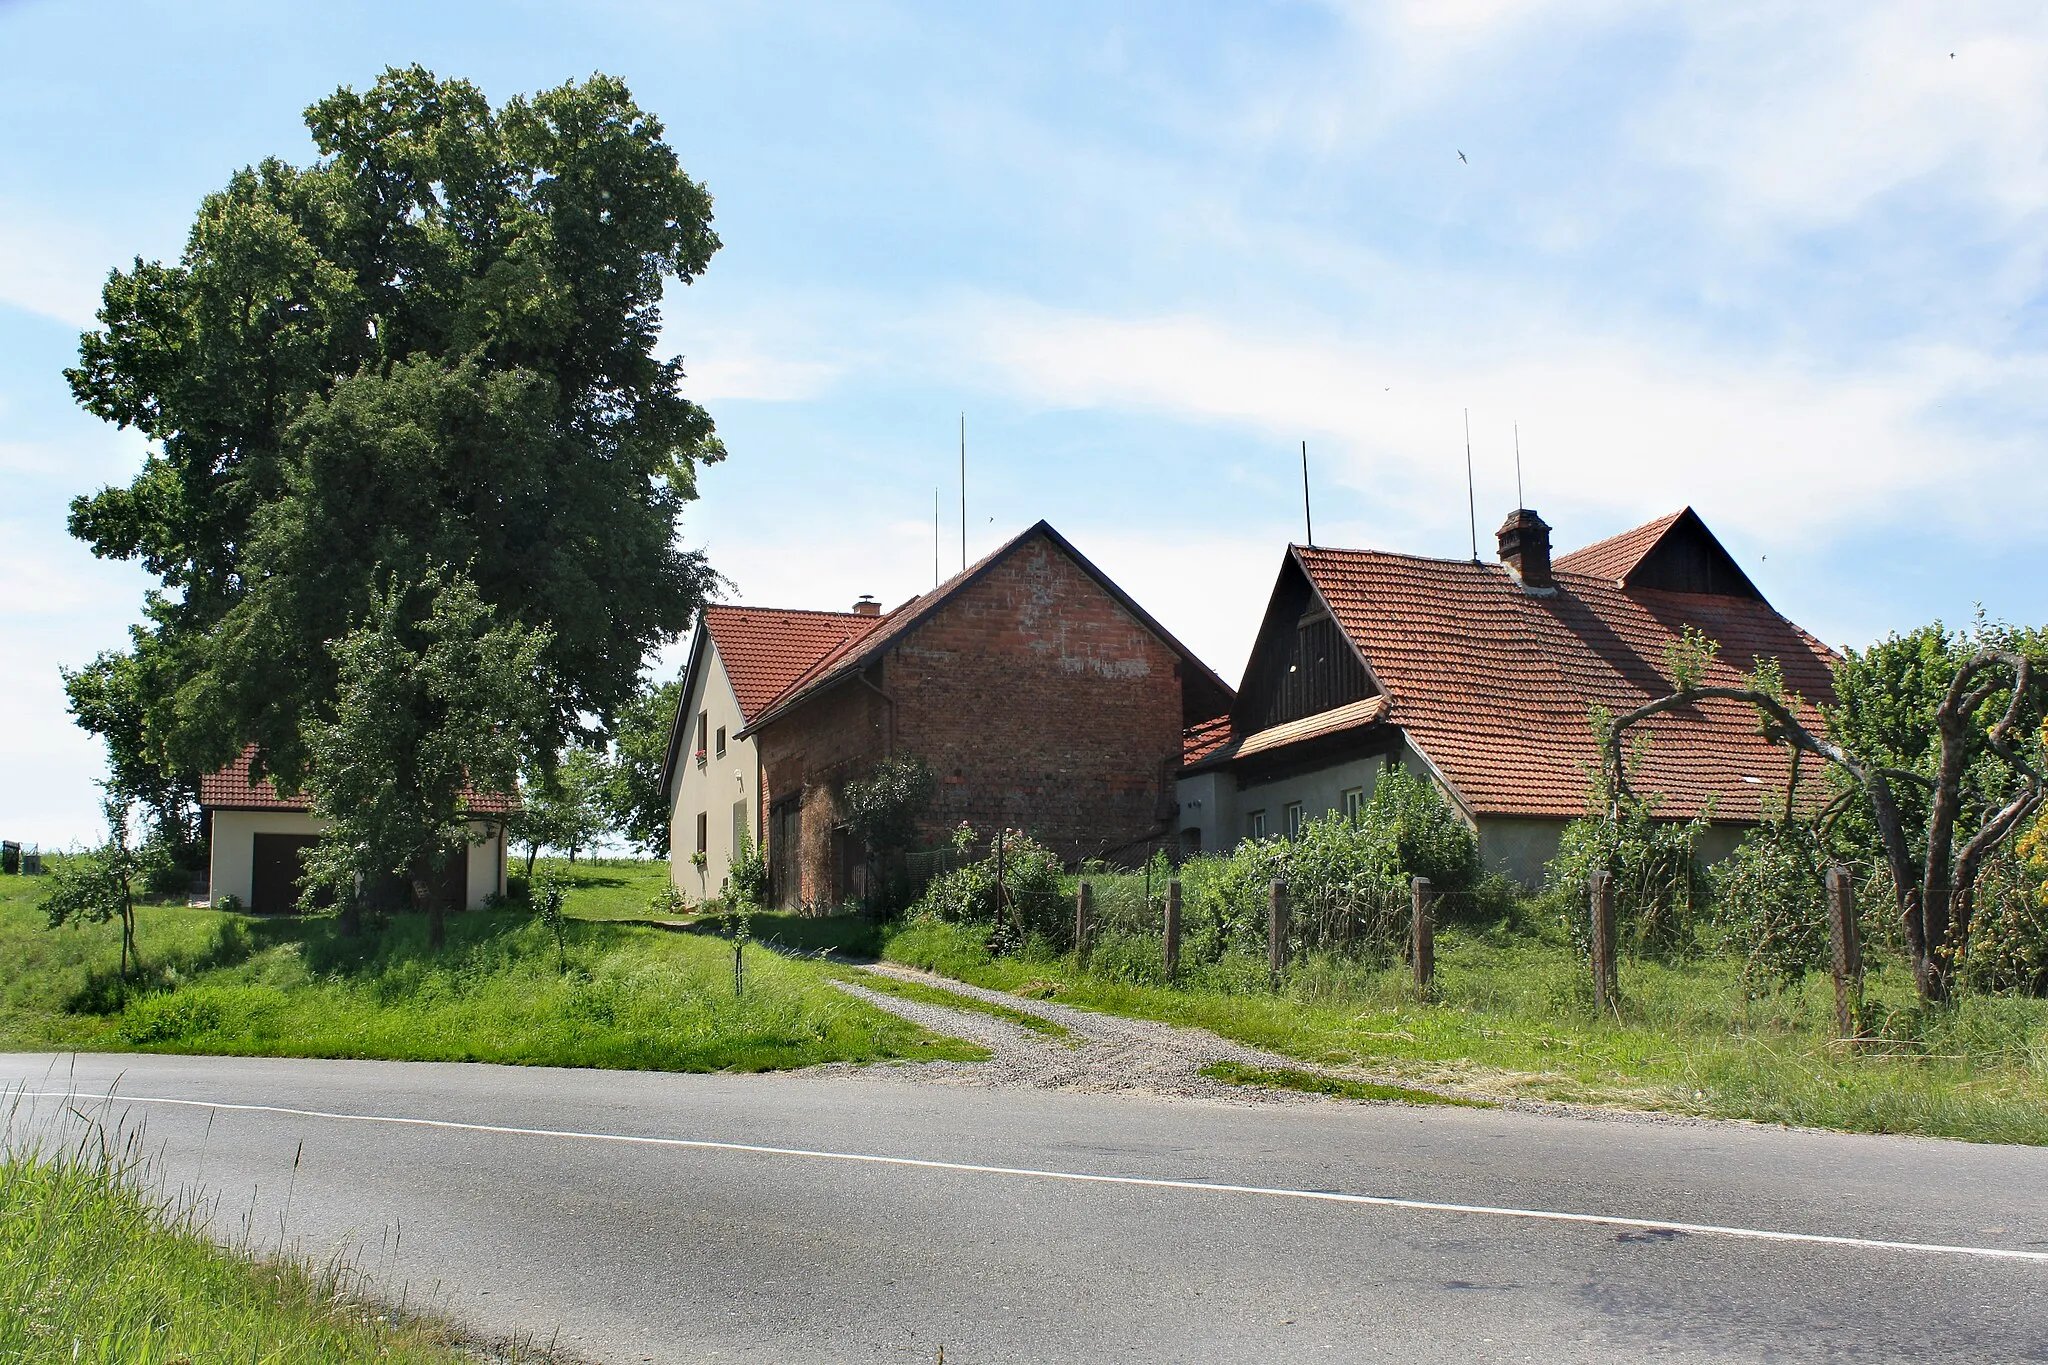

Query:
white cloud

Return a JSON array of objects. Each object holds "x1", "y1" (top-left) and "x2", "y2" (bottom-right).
[{"x1": 952, "y1": 301, "x2": 2046, "y2": 554}]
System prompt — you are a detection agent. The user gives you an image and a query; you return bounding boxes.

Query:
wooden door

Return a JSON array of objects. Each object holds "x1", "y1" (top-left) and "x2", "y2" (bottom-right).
[
  {"x1": 770, "y1": 798, "x2": 802, "y2": 909},
  {"x1": 250, "y1": 834, "x2": 320, "y2": 914}
]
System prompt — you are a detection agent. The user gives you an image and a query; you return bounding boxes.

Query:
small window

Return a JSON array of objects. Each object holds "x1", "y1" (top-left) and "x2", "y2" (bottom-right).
[
  {"x1": 715, "y1": 725, "x2": 727, "y2": 758},
  {"x1": 1342, "y1": 787, "x2": 1365, "y2": 822},
  {"x1": 695, "y1": 811, "x2": 708, "y2": 855},
  {"x1": 1247, "y1": 810, "x2": 1266, "y2": 838},
  {"x1": 696, "y1": 711, "x2": 709, "y2": 762},
  {"x1": 1284, "y1": 802, "x2": 1304, "y2": 840}
]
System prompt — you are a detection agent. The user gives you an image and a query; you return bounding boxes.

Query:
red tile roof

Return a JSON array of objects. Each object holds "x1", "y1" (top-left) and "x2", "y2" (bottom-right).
[
  {"x1": 701, "y1": 605, "x2": 882, "y2": 724},
  {"x1": 1182, "y1": 715, "x2": 1236, "y2": 766},
  {"x1": 1293, "y1": 543, "x2": 1838, "y2": 822},
  {"x1": 199, "y1": 746, "x2": 517, "y2": 814},
  {"x1": 1552, "y1": 509, "x2": 1686, "y2": 584}
]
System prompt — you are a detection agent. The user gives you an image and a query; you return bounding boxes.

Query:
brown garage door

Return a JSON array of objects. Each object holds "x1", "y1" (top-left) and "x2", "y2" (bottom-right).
[{"x1": 250, "y1": 833, "x2": 321, "y2": 914}]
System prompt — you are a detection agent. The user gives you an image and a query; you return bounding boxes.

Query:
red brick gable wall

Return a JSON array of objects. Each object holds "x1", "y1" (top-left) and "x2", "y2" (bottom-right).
[{"x1": 753, "y1": 531, "x2": 1187, "y2": 906}]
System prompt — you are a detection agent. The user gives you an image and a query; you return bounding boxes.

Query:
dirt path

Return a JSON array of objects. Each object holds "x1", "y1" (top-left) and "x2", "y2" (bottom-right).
[{"x1": 822, "y1": 960, "x2": 1443, "y2": 1105}]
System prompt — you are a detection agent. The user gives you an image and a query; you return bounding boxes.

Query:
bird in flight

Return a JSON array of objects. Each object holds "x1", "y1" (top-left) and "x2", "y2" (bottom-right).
[{"x1": 1457, "y1": 150, "x2": 1467, "y2": 163}]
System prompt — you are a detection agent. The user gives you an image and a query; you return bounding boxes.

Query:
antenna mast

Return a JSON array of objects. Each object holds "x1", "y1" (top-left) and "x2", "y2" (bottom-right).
[
  {"x1": 1463, "y1": 408, "x2": 1479, "y2": 562},
  {"x1": 959, "y1": 412, "x2": 967, "y2": 572},
  {"x1": 933, "y1": 486, "x2": 940, "y2": 587},
  {"x1": 1300, "y1": 440, "x2": 1314, "y2": 547},
  {"x1": 1514, "y1": 423, "x2": 1525, "y2": 510}
]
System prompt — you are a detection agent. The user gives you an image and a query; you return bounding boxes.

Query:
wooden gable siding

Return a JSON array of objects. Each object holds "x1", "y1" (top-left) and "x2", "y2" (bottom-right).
[
  {"x1": 1235, "y1": 557, "x2": 1374, "y2": 732},
  {"x1": 1625, "y1": 514, "x2": 1762, "y2": 598}
]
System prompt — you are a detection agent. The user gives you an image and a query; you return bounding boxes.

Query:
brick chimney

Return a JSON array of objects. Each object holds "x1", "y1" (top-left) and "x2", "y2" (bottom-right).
[
  {"x1": 1496, "y1": 509, "x2": 1553, "y2": 589},
  {"x1": 852, "y1": 594, "x2": 881, "y2": 616}
]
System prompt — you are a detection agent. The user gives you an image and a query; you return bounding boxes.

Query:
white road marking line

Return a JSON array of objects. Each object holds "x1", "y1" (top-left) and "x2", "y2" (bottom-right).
[{"x1": 17, "y1": 1089, "x2": 2048, "y2": 1265}]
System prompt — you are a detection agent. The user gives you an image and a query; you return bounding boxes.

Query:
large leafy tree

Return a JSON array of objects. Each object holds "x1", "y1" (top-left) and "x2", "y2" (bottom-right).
[
  {"x1": 63, "y1": 65, "x2": 722, "y2": 798},
  {"x1": 600, "y1": 673, "x2": 683, "y2": 856},
  {"x1": 300, "y1": 568, "x2": 550, "y2": 943}
]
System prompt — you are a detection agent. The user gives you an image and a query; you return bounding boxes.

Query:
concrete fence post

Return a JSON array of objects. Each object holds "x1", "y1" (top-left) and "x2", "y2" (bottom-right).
[
  {"x1": 1164, "y1": 878, "x2": 1182, "y2": 984},
  {"x1": 1411, "y1": 876, "x2": 1435, "y2": 992},
  {"x1": 1268, "y1": 880, "x2": 1289, "y2": 990},
  {"x1": 1589, "y1": 870, "x2": 1617, "y2": 1011},
  {"x1": 1826, "y1": 865, "x2": 1862, "y2": 1039}
]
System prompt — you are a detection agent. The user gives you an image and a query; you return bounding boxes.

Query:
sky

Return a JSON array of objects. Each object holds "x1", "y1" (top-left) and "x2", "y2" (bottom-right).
[{"x1": 3, "y1": 0, "x2": 2046, "y2": 848}]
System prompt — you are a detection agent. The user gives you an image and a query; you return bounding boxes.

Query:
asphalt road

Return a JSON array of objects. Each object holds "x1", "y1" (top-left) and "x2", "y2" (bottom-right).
[{"x1": 4, "y1": 1051, "x2": 2046, "y2": 1363}]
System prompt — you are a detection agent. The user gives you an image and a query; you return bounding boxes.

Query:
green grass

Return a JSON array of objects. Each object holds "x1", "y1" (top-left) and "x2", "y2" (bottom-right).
[
  {"x1": 884, "y1": 917, "x2": 2048, "y2": 1145},
  {"x1": 518, "y1": 856, "x2": 676, "y2": 921},
  {"x1": 1200, "y1": 1060, "x2": 1492, "y2": 1107},
  {"x1": 1, "y1": 1130, "x2": 540, "y2": 1364},
  {"x1": 831, "y1": 966, "x2": 1072, "y2": 1037},
  {"x1": 0, "y1": 869, "x2": 983, "y2": 1071}
]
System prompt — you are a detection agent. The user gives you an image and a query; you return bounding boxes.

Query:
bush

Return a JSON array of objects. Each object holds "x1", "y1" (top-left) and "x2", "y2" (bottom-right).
[
  {"x1": 1712, "y1": 822, "x2": 1831, "y2": 989},
  {"x1": 1543, "y1": 801, "x2": 1711, "y2": 959},
  {"x1": 1962, "y1": 840, "x2": 2048, "y2": 996},
  {"x1": 727, "y1": 833, "x2": 769, "y2": 910},
  {"x1": 911, "y1": 825, "x2": 1072, "y2": 951},
  {"x1": 1175, "y1": 767, "x2": 1480, "y2": 964}
]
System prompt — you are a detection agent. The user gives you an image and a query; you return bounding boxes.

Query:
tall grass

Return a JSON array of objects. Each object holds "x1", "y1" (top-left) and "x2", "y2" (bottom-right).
[
  {"x1": 0, "y1": 1100, "x2": 544, "y2": 1364},
  {"x1": 0, "y1": 875, "x2": 981, "y2": 1071},
  {"x1": 885, "y1": 917, "x2": 2048, "y2": 1144}
]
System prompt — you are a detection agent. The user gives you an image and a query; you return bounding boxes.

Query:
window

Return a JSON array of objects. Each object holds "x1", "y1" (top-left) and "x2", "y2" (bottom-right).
[
  {"x1": 1247, "y1": 810, "x2": 1266, "y2": 838},
  {"x1": 732, "y1": 799, "x2": 747, "y2": 855},
  {"x1": 695, "y1": 811, "x2": 708, "y2": 855},
  {"x1": 1342, "y1": 787, "x2": 1366, "y2": 822},
  {"x1": 1284, "y1": 802, "x2": 1304, "y2": 840},
  {"x1": 715, "y1": 725, "x2": 727, "y2": 758},
  {"x1": 695, "y1": 711, "x2": 709, "y2": 763}
]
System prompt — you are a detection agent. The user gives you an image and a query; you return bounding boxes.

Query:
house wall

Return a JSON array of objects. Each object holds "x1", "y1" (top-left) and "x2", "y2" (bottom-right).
[
  {"x1": 887, "y1": 534, "x2": 1186, "y2": 863},
  {"x1": 207, "y1": 810, "x2": 505, "y2": 910},
  {"x1": 755, "y1": 671, "x2": 888, "y2": 908},
  {"x1": 207, "y1": 810, "x2": 324, "y2": 908},
  {"x1": 667, "y1": 634, "x2": 761, "y2": 903},
  {"x1": 753, "y1": 532, "x2": 1191, "y2": 905},
  {"x1": 1474, "y1": 818, "x2": 1565, "y2": 887}
]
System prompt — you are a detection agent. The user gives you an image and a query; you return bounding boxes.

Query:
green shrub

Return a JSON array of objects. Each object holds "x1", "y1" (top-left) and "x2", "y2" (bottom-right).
[
  {"x1": 1961, "y1": 847, "x2": 2048, "y2": 996},
  {"x1": 727, "y1": 833, "x2": 769, "y2": 910},
  {"x1": 1543, "y1": 799, "x2": 1711, "y2": 960},
  {"x1": 912, "y1": 825, "x2": 1072, "y2": 951},
  {"x1": 1711, "y1": 821, "x2": 1831, "y2": 989}
]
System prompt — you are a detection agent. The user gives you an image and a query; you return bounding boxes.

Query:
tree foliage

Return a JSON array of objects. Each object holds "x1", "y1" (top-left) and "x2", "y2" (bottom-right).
[
  {"x1": 63, "y1": 65, "x2": 722, "y2": 799},
  {"x1": 841, "y1": 754, "x2": 937, "y2": 859},
  {"x1": 297, "y1": 568, "x2": 550, "y2": 941},
  {"x1": 511, "y1": 744, "x2": 612, "y2": 871},
  {"x1": 41, "y1": 795, "x2": 165, "y2": 993},
  {"x1": 600, "y1": 673, "x2": 683, "y2": 856}
]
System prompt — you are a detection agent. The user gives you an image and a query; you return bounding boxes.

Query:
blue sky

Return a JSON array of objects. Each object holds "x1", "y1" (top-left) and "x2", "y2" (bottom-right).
[{"x1": 4, "y1": 0, "x2": 2046, "y2": 847}]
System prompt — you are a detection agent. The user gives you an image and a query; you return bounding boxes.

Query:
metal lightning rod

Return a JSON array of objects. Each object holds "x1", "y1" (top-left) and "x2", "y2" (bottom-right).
[
  {"x1": 933, "y1": 487, "x2": 940, "y2": 588},
  {"x1": 1515, "y1": 423, "x2": 1525, "y2": 510},
  {"x1": 959, "y1": 413, "x2": 967, "y2": 573},
  {"x1": 1300, "y1": 440, "x2": 1314, "y2": 547},
  {"x1": 1464, "y1": 408, "x2": 1479, "y2": 562}
]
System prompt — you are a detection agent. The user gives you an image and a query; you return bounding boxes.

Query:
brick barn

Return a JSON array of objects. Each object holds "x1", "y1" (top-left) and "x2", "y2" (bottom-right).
[
  {"x1": 661, "y1": 521, "x2": 1232, "y2": 910},
  {"x1": 1176, "y1": 507, "x2": 1840, "y2": 885}
]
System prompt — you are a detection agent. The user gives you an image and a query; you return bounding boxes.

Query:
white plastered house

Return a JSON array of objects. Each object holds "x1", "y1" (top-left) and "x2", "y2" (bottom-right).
[
  {"x1": 658, "y1": 601, "x2": 882, "y2": 903},
  {"x1": 199, "y1": 746, "x2": 511, "y2": 913}
]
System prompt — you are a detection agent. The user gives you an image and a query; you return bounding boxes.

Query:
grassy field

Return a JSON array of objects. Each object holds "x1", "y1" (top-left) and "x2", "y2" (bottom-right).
[
  {"x1": 1, "y1": 1130, "x2": 543, "y2": 1364},
  {"x1": 0, "y1": 868, "x2": 981, "y2": 1071},
  {"x1": 885, "y1": 917, "x2": 2048, "y2": 1144},
  {"x1": 520, "y1": 855, "x2": 676, "y2": 920}
]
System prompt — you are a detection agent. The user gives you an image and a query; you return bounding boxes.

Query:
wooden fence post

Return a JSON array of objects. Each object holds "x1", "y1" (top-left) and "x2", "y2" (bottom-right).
[
  {"x1": 1164, "y1": 878, "x2": 1182, "y2": 984},
  {"x1": 1827, "y1": 865, "x2": 1862, "y2": 1039},
  {"x1": 1411, "y1": 876, "x2": 1434, "y2": 992},
  {"x1": 1075, "y1": 881, "x2": 1093, "y2": 966},
  {"x1": 1268, "y1": 880, "x2": 1289, "y2": 990},
  {"x1": 1589, "y1": 869, "x2": 1616, "y2": 1011}
]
